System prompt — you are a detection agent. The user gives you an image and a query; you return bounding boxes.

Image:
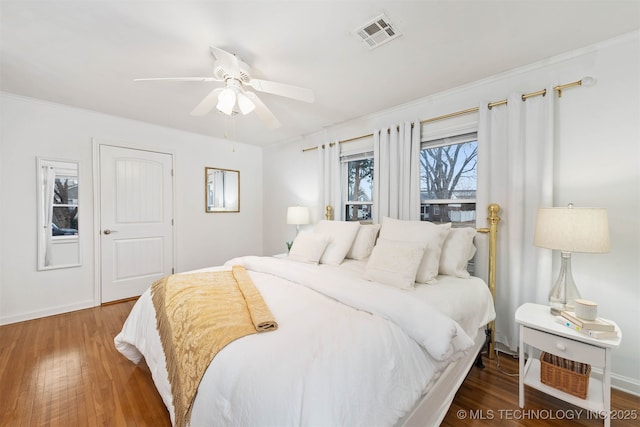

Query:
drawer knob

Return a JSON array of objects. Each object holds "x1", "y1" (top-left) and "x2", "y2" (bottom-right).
[{"x1": 556, "y1": 342, "x2": 566, "y2": 351}]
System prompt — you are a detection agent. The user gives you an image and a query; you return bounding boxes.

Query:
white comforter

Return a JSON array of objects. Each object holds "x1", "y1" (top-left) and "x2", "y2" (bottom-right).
[{"x1": 115, "y1": 256, "x2": 491, "y2": 427}]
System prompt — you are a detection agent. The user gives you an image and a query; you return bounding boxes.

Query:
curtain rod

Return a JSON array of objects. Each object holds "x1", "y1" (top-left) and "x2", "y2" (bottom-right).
[{"x1": 301, "y1": 77, "x2": 592, "y2": 152}]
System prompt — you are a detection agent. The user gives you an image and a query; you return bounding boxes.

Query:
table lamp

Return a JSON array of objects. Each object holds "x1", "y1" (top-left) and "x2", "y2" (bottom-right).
[
  {"x1": 534, "y1": 203, "x2": 610, "y2": 314},
  {"x1": 287, "y1": 206, "x2": 310, "y2": 236}
]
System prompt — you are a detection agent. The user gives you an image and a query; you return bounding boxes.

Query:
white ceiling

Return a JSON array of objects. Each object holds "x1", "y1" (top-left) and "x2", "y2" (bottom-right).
[{"x1": 1, "y1": 1, "x2": 639, "y2": 146}]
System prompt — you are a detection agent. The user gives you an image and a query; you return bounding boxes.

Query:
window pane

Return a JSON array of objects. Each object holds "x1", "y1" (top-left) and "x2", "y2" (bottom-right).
[
  {"x1": 420, "y1": 137, "x2": 477, "y2": 226},
  {"x1": 345, "y1": 204, "x2": 372, "y2": 221},
  {"x1": 52, "y1": 206, "x2": 78, "y2": 235},
  {"x1": 420, "y1": 140, "x2": 477, "y2": 200},
  {"x1": 347, "y1": 158, "x2": 373, "y2": 202},
  {"x1": 54, "y1": 177, "x2": 79, "y2": 205},
  {"x1": 420, "y1": 202, "x2": 476, "y2": 226},
  {"x1": 52, "y1": 176, "x2": 78, "y2": 236}
]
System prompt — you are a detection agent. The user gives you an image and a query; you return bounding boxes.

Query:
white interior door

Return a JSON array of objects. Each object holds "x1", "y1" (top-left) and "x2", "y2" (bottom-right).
[{"x1": 100, "y1": 145, "x2": 173, "y2": 303}]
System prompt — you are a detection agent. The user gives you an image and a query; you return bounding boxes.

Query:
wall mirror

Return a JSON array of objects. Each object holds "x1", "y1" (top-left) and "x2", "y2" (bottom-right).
[
  {"x1": 37, "y1": 158, "x2": 80, "y2": 270},
  {"x1": 205, "y1": 167, "x2": 240, "y2": 212}
]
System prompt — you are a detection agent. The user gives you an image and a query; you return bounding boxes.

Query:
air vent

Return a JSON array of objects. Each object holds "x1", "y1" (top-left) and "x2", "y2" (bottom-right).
[{"x1": 353, "y1": 14, "x2": 401, "y2": 49}]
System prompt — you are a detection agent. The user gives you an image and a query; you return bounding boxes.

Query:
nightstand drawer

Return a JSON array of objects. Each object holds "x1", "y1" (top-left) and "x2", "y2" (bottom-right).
[{"x1": 522, "y1": 326, "x2": 605, "y2": 366}]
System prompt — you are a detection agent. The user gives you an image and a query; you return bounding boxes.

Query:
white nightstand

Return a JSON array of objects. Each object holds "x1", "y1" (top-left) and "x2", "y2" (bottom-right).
[{"x1": 515, "y1": 303, "x2": 621, "y2": 427}]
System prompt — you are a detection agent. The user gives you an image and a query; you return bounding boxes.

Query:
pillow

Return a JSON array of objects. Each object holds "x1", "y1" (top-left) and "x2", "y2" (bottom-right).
[
  {"x1": 346, "y1": 223, "x2": 381, "y2": 260},
  {"x1": 379, "y1": 217, "x2": 451, "y2": 284},
  {"x1": 364, "y1": 239, "x2": 426, "y2": 290},
  {"x1": 287, "y1": 233, "x2": 330, "y2": 264},
  {"x1": 313, "y1": 220, "x2": 361, "y2": 265},
  {"x1": 439, "y1": 227, "x2": 477, "y2": 278}
]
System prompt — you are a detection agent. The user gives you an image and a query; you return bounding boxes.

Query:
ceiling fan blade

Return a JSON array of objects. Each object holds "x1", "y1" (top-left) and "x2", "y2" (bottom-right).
[
  {"x1": 244, "y1": 91, "x2": 282, "y2": 129},
  {"x1": 134, "y1": 77, "x2": 220, "y2": 82},
  {"x1": 190, "y1": 88, "x2": 224, "y2": 116},
  {"x1": 247, "y1": 78, "x2": 314, "y2": 103},
  {"x1": 209, "y1": 46, "x2": 240, "y2": 75}
]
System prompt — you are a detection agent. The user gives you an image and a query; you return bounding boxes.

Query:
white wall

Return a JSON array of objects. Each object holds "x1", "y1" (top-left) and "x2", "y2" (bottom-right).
[
  {"x1": 0, "y1": 93, "x2": 263, "y2": 324},
  {"x1": 263, "y1": 32, "x2": 640, "y2": 394}
]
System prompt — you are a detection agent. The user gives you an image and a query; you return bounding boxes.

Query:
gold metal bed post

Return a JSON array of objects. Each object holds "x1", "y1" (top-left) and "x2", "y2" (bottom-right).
[
  {"x1": 325, "y1": 205, "x2": 334, "y2": 220},
  {"x1": 477, "y1": 203, "x2": 500, "y2": 359}
]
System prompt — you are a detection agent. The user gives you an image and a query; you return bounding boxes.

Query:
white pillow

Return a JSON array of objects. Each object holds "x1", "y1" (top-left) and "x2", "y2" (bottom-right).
[
  {"x1": 287, "y1": 233, "x2": 330, "y2": 264},
  {"x1": 346, "y1": 223, "x2": 381, "y2": 260},
  {"x1": 313, "y1": 220, "x2": 361, "y2": 265},
  {"x1": 439, "y1": 227, "x2": 477, "y2": 278},
  {"x1": 379, "y1": 217, "x2": 451, "y2": 284},
  {"x1": 364, "y1": 239, "x2": 426, "y2": 290}
]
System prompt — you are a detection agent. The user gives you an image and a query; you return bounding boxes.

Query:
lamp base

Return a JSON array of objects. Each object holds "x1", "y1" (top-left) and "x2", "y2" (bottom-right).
[
  {"x1": 548, "y1": 251, "x2": 581, "y2": 315},
  {"x1": 549, "y1": 306, "x2": 563, "y2": 316}
]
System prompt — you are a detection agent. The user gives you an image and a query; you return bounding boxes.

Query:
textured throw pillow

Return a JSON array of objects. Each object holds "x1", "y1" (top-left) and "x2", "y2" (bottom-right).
[
  {"x1": 346, "y1": 223, "x2": 382, "y2": 260},
  {"x1": 379, "y1": 217, "x2": 451, "y2": 284},
  {"x1": 287, "y1": 233, "x2": 330, "y2": 264},
  {"x1": 313, "y1": 220, "x2": 361, "y2": 265},
  {"x1": 364, "y1": 239, "x2": 426, "y2": 290},
  {"x1": 439, "y1": 227, "x2": 477, "y2": 278}
]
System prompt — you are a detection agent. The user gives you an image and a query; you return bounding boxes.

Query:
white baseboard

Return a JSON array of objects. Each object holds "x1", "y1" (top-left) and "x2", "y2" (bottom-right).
[
  {"x1": 0, "y1": 300, "x2": 95, "y2": 326},
  {"x1": 611, "y1": 372, "x2": 640, "y2": 397},
  {"x1": 612, "y1": 379, "x2": 640, "y2": 397},
  {"x1": 586, "y1": 367, "x2": 640, "y2": 397}
]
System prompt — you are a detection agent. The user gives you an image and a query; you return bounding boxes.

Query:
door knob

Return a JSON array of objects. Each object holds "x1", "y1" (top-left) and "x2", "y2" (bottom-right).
[{"x1": 103, "y1": 229, "x2": 117, "y2": 235}]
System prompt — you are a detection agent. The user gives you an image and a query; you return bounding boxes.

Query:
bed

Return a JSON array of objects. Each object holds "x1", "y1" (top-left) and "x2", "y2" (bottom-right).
[{"x1": 115, "y1": 205, "x2": 500, "y2": 427}]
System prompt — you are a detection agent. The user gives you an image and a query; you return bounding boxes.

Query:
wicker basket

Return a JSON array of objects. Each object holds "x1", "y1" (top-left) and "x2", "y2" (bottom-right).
[{"x1": 539, "y1": 352, "x2": 591, "y2": 399}]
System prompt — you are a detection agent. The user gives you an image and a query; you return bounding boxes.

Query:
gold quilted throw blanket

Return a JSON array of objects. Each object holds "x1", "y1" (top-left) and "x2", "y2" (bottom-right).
[{"x1": 151, "y1": 265, "x2": 278, "y2": 427}]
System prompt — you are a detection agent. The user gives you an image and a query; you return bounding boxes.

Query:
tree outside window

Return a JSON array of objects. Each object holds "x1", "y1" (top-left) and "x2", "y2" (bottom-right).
[
  {"x1": 420, "y1": 134, "x2": 477, "y2": 225},
  {"x1": 52, "y1": 175, "x2": 78, "y2": 236},
  {"x1": 345, "y1": 157, "x2": 374, "y2": 221}
]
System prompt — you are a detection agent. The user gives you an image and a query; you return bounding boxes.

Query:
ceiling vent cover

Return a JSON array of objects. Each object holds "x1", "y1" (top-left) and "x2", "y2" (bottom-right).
[{"x1": 353, "y1": 14, "x2": 401, "y2": 49}]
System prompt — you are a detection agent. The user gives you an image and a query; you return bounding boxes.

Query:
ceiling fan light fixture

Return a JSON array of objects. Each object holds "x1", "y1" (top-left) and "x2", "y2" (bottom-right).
[
  {"x1": 236, "y1": 92, "x2": 255, "y2": 115},
  {"x1": 139, "y1": 46, "x2": 312, "y2": 126},
  {"x1": 216, "y1": 87, "x2": 236, "y2": 115}
]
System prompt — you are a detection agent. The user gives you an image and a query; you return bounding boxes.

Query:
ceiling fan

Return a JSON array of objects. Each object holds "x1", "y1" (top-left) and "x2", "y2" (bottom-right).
[{"x1": 135, "y1": 46, "x2": 314, "y2": 129}]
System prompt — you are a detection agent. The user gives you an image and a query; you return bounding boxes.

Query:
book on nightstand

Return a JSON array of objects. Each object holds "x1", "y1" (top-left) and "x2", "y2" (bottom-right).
[
  {"x1": 560, "y1": 310, "x2": 615, "y2": 331},
  {"x1": 556, "y1": 315, "x2": 618, "y2": 339}
]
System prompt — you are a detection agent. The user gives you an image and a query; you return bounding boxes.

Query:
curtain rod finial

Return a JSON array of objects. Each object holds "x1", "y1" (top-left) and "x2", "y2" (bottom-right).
[{"x1": 581, "y1": 76, "x2": 596, "y2": 87}]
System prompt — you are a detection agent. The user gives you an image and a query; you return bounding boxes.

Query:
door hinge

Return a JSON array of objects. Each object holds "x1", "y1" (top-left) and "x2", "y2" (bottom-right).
[
  {"x1": 171, "y1": 218, "x2": 174, "y2": 226},
  {"x1": 171, "y1": 169, "x2": 174, "y2": 177},
  {"x1": 172, "y1": 267, "x2": 175, "y2": 274}
]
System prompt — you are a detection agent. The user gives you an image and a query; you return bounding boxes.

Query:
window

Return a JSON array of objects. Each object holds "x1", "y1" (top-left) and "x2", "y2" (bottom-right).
[
  {"x1": 343, "y1": 153, "x2": 374, "y2": 221},
  {"x1": 419, "y1": 132, "x2": 477, "y2": 226},
  {"x1": 52, "y1": 171, "x2": 78, "y2": 237}
]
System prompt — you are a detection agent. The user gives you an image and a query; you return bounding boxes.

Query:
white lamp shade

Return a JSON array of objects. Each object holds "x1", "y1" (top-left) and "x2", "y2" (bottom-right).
[
  {"x1": 216, "y1": 88, "x2": 236, "y2": 115},
  {"x1": 236, "y1": 91, "x2": 255, "y2": 115},
  {"x1": 534, "y1": 206, "x2": 610, "y2": 253},
  {"x1": 287, "y1": 206, "x2": 310, "y2": 225}
]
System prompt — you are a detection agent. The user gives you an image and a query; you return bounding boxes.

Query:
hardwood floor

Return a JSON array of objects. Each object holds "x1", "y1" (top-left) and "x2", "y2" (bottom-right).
[
  {"x1": 1, "y1": 301, "x2": 638, "y2": 426},
  {"x1": 0, "y1": 300, "x2": 170, "y2": 427},
  {"x1": 441, "y1": 353, "x2": 639, "y2": 426}
]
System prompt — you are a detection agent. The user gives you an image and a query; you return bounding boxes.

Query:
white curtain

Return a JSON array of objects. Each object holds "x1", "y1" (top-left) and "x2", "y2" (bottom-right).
[
  {"x1": 41, "y1": 165, "x2": 56, "y2": 267},
  {"x1": 317, "y1": 141, "x2": 341, "y2": 220},
  {"x1": 213, "y1": 170, "x2": 225, "y2": 208},
  {"x1": 476, "y1": 88, "x2": 555, "y2": 351},
  {"x1": 373, "y1": 121, "x2": 421, "y2": 222}
]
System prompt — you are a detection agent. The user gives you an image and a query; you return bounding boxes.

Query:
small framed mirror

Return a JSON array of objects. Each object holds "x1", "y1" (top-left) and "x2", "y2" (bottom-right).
[
  {"x1": 205, "y1": 167, "x2": 240, "y2": 213},
  {"x1": 37, "y1": 158, "x2": 80, "y2": 270}
]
